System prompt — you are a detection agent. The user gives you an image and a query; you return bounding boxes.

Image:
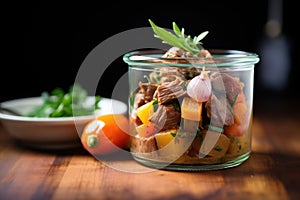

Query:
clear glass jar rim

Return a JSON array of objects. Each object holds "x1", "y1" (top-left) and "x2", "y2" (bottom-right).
[{"x1": 123, "y1": 49, "x2": 259, "y2": 68}]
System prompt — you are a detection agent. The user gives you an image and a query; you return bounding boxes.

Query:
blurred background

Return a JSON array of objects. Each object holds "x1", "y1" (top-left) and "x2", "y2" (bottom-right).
[{"x1": 1, "y1": 1, "x2": 299, "y2": 114}]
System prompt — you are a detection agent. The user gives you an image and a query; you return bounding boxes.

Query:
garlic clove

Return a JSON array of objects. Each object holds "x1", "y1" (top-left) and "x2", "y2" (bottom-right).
[{"x1": 187, "y1": 70, "x2": 212, "y2": 102}]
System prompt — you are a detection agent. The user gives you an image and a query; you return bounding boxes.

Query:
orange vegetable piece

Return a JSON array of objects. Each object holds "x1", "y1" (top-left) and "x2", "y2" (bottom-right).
[
  {"x1": 224, "y1": 123, "x2": 248, "y2": 137},
  {"x1": 232, "y1": 102, "x2": 248, "y2": 125},
  {"x1": 80, "y1": 114, "x2": 130, "y2": 155},
  {"x1": 225, "y1": 94, "x2": 249, "y2": 137},
  {"x1": 235, "y1": 93, "x2": 246, "y2": 104}
]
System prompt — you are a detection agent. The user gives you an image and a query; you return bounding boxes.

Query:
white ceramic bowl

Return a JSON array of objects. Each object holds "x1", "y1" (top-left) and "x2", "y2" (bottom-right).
[{"x1": 0, "y1": 97, "x2": 127, "y2": 149}]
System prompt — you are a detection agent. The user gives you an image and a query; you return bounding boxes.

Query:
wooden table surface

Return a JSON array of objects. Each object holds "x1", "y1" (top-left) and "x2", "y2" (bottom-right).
[{"x1": 1, "y1": 98, "x2": 300, "y2": 200}]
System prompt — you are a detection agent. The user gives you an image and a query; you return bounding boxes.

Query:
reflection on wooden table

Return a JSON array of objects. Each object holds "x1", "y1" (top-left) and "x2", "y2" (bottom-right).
[{"x1": 0, "y1": 98, "x2": 299, "y2": 200}]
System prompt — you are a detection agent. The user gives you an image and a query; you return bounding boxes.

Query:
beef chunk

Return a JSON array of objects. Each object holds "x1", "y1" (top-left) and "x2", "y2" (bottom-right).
[
  {"x1": 162, "y1": 47, "x2": 187, "y2": 58},
  {"x1": 199, "y1": 49, "x2": 213, "y2": 58},
  {"x1": 159, "y1": 67, "x2": 185, "y2": 80},
  {"x1": 162, "y1": 47, "x2": 212, "y2": 59},
  {"x1": 160, "y1": 75, "x2": 177, "y2": 83},
  {"x1": 177, "y1": 67, "x2": 201, "y2": 80},
  {"x1": 139, "y1": 82, "x2": 158, "y2": 103},
  {"x1": 210, "y1": 72, "x2": 244, "y2": 102},
  {"x1": 134, "y1": 91, "x2": 145, "y2": 109},
  {"x1": 149, "y1": 68, "x2": 185, "y2": 84},
  {"x1": 205, "y1": 94, "x2": 234, "y2": 127},
  {"x1": 155, "y1": 78, "x2": 187, "y2": 104},
  {"x1": 130, "y1": 135, "x2": 158, "y2": 153},
  {"x1": 187, "y1": 136, "x2": 202, "y2": 157},
  {"x1": 149, "y1": 103, "x2": 181, "y2": 131}
]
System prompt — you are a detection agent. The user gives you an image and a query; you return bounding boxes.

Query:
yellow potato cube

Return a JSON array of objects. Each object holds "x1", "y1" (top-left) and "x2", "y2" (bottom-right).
[
  {"x1": 200, "y1": 132, "x2": 230, "y2": 158},
  {"x1": 181, "y1": 97, "x2": 202, "y2": 121},
  {"x1": 136, "y1": 123, "x2": 156, "y2": 138},
  {"x1": 155, "y1": 130, "x2": 193, "y2": 157},
  {"x1": 155, "y1": 129, "x2": 178, "y2": 149},
  {"x1": 136, "y1": 100, "x2": 155, "y2": 124}
]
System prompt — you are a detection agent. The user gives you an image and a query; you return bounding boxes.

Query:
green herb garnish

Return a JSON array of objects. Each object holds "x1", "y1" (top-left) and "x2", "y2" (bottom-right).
[
  {"x1": 214, "y1": 146, "x2": 223, "y2": 151},
  {"x1": 170, "y1": 132, "x2": 176, "y2": 137},
  {"x1": 230, "y1": 94, "x2": 238, "y2": 106},
  {"x1": 152, "y1": 99, "x2": 159, "y2": 112},
  {"x1": 196, "y1": 129, "x2": 204, "y2": 137},
  {"x1": 182, "y1": 81, "x2": 188, "y2": 91},
  {"x1": 149, "y1": 19, "x2": 209, "y2": 56},
  {"x1": 172, "y1": 102, "x2": 180, "y2": 112},
  {"x1": 152, "y1": 99, "x2": 158, "y2": 106},
  {"x1": 129, "y1": 87, "x2": 139, "y2": 113},
  {"x1": 227, "y1": 104, "x2": 234, "y2": 116},
  {"x1": 26, "y1": 84, "x2": 101, "y2": 118}
]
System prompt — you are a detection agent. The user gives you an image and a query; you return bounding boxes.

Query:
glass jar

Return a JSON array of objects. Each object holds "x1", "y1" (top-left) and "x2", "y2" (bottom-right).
[{"x1": 123, "y1": 49, "x2": 259, "y2": 171}]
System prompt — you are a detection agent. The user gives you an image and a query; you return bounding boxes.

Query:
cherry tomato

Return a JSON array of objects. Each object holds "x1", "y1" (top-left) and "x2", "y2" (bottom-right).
[{"x1": 80, "y1": 114, "x2": 130, "y2": 155}]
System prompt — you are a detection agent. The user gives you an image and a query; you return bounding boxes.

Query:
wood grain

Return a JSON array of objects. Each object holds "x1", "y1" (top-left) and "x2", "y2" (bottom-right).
[{"x1": 1, "y1": 111, "x2": 300, "y2": 200}]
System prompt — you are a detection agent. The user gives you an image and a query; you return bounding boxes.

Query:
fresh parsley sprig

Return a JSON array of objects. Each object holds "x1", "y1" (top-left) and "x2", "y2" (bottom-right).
[{"x1": 149, "y1": 19, "x2": 209, "y2": 56}]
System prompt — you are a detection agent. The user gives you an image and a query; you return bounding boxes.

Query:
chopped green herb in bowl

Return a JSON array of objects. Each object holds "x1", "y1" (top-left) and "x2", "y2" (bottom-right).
[{"x1": 26, "y1": 84, "x2": 101, "y2": 118}]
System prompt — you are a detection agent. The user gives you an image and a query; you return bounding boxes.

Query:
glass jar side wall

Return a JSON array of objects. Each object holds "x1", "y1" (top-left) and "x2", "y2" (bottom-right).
[{"x1": 128, "y1": 64, "x2": 254, "y2": 171}]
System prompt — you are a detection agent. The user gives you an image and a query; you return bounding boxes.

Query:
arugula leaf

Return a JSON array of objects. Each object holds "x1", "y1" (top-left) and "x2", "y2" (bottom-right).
[{"x1": 149, "y1": 19, "x2": 209, "y2": 55}]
